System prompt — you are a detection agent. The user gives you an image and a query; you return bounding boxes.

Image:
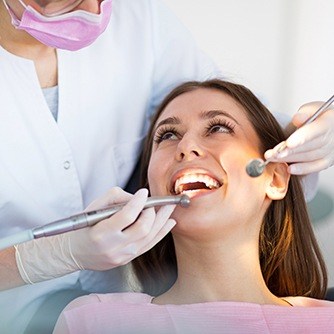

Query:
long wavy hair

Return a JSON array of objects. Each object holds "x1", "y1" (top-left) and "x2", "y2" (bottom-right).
[{"x1": 132, "y1": 79, "x2": 327, "y2": 299}]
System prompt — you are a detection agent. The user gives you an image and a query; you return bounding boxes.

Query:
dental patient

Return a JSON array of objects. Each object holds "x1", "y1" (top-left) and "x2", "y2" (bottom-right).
[{"x1": 54, "y1": 80, "x2": 334, "y2": 333}]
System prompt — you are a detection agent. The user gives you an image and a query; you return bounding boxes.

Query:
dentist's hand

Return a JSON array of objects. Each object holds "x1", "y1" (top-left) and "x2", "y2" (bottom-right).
[
  {"x1": 15, "y1": 187, "x2": 176, "y2": 283},
  {"x1": 265, "y1": 101, "x2": 334, "y2": 175},
  {"x1": 71, "y1": 187, "x2": 176, "y2": 270}
]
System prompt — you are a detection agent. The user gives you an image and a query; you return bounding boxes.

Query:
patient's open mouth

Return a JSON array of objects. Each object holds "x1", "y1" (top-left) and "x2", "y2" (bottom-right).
[{"x1": 173, "y1": 173, "x2": 222, "y2": 195}]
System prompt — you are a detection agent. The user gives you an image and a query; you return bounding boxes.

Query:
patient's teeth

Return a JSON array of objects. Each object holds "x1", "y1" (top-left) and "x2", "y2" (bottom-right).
[{"x1": 174, "y1": 174, "x2": 221, "y2": 194}]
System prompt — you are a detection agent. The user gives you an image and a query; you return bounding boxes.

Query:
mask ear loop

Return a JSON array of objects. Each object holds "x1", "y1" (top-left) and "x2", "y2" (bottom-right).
[
  {"x1": 1, "y1": 0, "x2": 26, "y2": 26},
  {"x1": 41, "y1": 0, "x2": 86, "y2": 17},
  {"x1": 2, "y1": 0, "x2": 27, "y2": 11},
  {"x1": 17, "y1": 0, "x2": 28, "y2": 8}
]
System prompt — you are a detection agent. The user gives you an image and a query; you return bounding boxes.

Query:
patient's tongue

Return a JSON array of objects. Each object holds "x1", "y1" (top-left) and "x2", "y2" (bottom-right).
[{"x1": 182, "y1": 182, "x2": 209, "y2": 191}]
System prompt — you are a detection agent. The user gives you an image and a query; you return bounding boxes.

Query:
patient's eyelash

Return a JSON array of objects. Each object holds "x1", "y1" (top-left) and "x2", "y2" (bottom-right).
[
  {"x1": 205, "y1": 118, "x2": 236, "y2": 135},
  {"x1": 154, "y1": 126, "x2": 179, "y2": 144}
]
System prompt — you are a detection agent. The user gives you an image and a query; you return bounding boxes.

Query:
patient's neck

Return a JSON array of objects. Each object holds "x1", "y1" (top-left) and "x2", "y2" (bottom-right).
[{"x1": 153, "y1": 235, "x2": 284, "y2": 306}]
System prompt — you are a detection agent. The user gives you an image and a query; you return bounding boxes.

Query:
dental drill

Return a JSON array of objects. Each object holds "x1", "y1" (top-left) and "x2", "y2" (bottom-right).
[
  {"x1": 246, "y1": 94, "x2": 334, "y2": 177},
  {"x1": 0, "y1": 195, "x2": 190, "y2": 251}
]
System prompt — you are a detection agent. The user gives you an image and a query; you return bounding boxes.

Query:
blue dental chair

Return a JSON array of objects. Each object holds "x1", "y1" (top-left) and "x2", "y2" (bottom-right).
[{"x1": 325, "y1": 287, "x2": 334, "y2": 301}]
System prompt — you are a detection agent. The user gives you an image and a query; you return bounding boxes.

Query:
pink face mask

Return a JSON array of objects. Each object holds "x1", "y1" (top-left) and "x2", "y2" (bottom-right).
[{"x1": 3, "y1": 0, "x2": 112, "y2": 51}]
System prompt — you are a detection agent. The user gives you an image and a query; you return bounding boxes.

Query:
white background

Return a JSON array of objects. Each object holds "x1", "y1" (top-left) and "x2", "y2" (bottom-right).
[{"x1": 166, "y1": 0, "x2": 334, "y2": 286}]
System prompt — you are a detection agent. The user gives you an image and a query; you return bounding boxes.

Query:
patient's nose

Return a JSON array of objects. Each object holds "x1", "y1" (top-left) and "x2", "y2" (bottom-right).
[{"x1": 175, "y1": 135, "x2": 204, "y2": 161}]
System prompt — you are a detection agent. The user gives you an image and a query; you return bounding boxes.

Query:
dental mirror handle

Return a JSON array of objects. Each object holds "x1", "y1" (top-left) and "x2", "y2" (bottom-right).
[
  {"x1": 275, "y1": 93, "x2": 334, "y2": 155},
  {"x1": 302, "y1": 94, "x2": 334, "y2": 124}
]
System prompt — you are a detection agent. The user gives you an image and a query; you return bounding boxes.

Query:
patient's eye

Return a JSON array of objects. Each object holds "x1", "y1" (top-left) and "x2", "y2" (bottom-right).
[
  {"x1": 206, "y1": 118, "x2": 235, "y2": 135},
  {"x1": 154, "y1": 126, "x2": 179, "y2": 144}
]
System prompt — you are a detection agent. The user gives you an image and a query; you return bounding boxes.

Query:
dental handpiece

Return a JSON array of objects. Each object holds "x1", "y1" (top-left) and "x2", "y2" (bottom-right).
[
  {"x1": 246, "y1": 94, "x2": 334, "y2": 177},
  {"x1": 0, "y1": 195, "x2": 190, "y2": 250}
]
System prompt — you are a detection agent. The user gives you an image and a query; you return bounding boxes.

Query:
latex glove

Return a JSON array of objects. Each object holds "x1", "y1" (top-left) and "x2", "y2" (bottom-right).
[
  {"x1": 15, "y1": 187, "x2": 176, "y2": 283},
  {"x1": 264, "y1": 101, "x2": 334, "y2": 175},
  {"x1": 71, "y1": 187, "x2": 176, "y2": 270}
]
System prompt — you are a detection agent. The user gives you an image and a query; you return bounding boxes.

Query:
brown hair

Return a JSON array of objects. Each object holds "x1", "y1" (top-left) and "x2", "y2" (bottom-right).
[{"x1": 132, "y1": 79, "x2": 327, "y2": 299}]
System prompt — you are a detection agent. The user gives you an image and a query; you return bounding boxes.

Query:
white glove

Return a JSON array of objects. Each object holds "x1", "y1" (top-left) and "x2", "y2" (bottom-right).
[
  {"x1": 15, "y1": 187, "x2": 176, "y2": 283},
  {"x1": 264, "y1": 101, "x2": 334, "y2": 175}
]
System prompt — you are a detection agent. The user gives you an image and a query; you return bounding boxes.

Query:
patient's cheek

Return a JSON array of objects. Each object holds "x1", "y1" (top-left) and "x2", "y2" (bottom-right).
[{"x1": 147, "y1": 170, "x2": 159, "y2": 195}]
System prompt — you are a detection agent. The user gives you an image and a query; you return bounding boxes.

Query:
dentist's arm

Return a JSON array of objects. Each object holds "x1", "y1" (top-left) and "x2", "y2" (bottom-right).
[
  {"x1": 0, "y1": 248, "x2": 25, "y2": 290},
  {"x1": 0, "y1": 188, "x2": 176, "y2": 289}
]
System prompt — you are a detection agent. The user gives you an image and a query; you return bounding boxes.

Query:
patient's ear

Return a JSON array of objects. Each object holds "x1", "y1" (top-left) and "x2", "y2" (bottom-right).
[{"x1": 265, "y1": 162, "x2": 290, "y2": 200}]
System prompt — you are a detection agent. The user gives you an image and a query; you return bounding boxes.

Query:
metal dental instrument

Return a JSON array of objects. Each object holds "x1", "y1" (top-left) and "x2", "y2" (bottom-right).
[
  {"x1": 0, "y1": 195, "x2": 190, "y2": 250},
  {"x1": 246, "y1": 94, "x2": 334, "y2": 177}
]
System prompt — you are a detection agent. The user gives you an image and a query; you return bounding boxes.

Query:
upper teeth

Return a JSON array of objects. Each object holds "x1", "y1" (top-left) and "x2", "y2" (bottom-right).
[{"x1": 174, "y1": 174, "x2": 221, "y2": 194}]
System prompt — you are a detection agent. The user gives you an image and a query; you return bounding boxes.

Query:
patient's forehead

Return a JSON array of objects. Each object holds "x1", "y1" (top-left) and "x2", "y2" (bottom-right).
[{"x1": 158, "y1": 88, "x2": 247, "y2": 121}]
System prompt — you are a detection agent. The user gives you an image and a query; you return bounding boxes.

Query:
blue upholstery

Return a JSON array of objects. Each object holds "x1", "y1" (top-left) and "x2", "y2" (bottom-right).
[{"x1": 325, "y1": 287, "x2": 334, "y2": 301}]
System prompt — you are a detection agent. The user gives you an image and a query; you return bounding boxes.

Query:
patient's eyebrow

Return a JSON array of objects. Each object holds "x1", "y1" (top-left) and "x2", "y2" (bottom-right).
[
  {"x1": 200, "y1": 109, "x2": 240, "y2": 124},
  {"x1": 155, "y1": 116, "x2": 180, "y2": 130},
  {"x1": 155, "y1": 109, "x2": 240, "y2": 131}
]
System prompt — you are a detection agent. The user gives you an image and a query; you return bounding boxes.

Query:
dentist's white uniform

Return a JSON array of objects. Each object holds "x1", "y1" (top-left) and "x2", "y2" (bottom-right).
[{"x1": 0, "y1": 0, "x2": 219, "y2": 332}]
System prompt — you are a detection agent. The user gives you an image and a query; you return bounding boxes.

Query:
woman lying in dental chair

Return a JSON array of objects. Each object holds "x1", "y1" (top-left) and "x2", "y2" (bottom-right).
[{"x1": 54, "y1": 79, "x2": 334, "y2": 333}]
